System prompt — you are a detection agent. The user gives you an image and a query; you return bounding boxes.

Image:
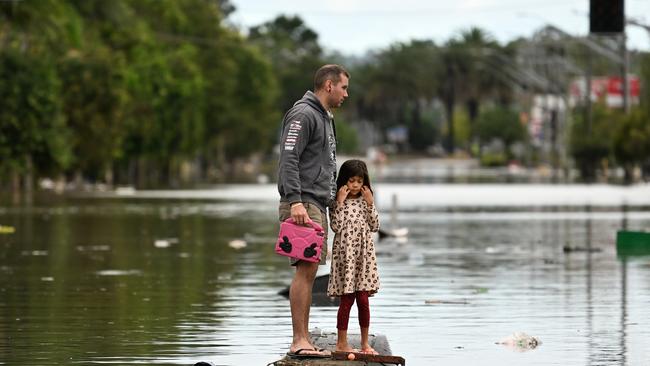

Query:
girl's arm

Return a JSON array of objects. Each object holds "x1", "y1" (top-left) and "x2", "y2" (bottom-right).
[
  {"x1": 365, "y1": 202, "x2": 380, "y2": 232},
  {"x1": 361, "y1": 186, "x2": 379, "y2": 232},
  {"x1": 330, "y1": 186, "x2": 349, "y2": 233},
  {"x1": 329, "y1": 202, "x2": 345, "y2": 233}
]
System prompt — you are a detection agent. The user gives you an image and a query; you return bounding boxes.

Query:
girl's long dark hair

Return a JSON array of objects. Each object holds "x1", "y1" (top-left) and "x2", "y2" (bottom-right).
[{"x1": 336, "y1": 159, "x2": 373, "y2": 194}]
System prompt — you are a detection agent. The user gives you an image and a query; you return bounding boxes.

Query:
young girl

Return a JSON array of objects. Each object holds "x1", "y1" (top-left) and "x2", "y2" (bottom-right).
[{"x1": 327, "y1": 159, "x2": 380, "y2": 355}]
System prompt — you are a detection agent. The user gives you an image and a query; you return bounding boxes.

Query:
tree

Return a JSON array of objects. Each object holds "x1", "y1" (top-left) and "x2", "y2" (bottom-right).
[
  {"x1": 569, "y1": 103, "x2": 615, "y2": 182},
  {"x1": 0, "y1": 0, "x2": 76, "y2": 196},
  {"x1": 437, "y1": 28, "x2": 512, "y2": 154},
  {"x1": 476, "y1": 106, "x2": 526, "y2": 160},
  {"x1": 0, "y1": 50, "x2": 70, "y2": 192},
  {"x1": 612, "y1": 108, "x2": 650, "y2": 183},
  {"x1": 248, "y1": 15, "x2": 324, "y2": 112},
  {"x1": 354, "y1": 40, "x2": 441, "y2": 152}
]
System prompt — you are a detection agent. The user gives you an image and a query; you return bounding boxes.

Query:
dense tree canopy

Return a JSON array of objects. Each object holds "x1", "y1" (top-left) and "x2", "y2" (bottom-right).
[
  {"x1": 1, "y1": 0, "x2": 280, "y2": 188},
  {"x1": 1, "y1": 2, "x2": 649, "y2": 190}
]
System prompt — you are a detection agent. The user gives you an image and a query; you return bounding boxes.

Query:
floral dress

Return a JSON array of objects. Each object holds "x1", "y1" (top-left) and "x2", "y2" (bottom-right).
[{"x1": 327, "y1": 196, "x2": 380, "y2": 297}]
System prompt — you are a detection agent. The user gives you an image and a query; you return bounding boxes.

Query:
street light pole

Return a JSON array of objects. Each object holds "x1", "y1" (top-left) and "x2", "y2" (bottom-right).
[
  {"x1": 585, "y1": 43, "x2": 593, "y2": 135},
  {"x1": 620, "y1": 32, "x2": 630, "y2": 113}
]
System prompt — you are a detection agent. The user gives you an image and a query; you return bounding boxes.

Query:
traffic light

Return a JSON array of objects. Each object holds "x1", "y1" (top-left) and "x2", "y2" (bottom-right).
[{"x1": 590, "y1": 0, "x2": 624, "y2": 34}]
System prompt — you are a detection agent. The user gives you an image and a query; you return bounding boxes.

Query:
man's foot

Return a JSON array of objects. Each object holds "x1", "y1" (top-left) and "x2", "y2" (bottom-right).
[
  {"x1": 286, "y1": 347, "x2": 330, "y2": 359},
  {"x1": 311, "y1": 346, "x2": 331, "y2": 355}
]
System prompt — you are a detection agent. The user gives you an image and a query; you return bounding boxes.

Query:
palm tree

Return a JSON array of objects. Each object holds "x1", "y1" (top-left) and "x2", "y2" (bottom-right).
[{"x1": 436, "y1": 27, "x2": 515, "y2": 154}]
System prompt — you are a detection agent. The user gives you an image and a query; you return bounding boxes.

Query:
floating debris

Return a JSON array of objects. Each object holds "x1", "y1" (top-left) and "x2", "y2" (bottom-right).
[
  {"x1": 154, "y1": 240, "x2": 170, "y2": 248},
  {"x1": 563, "y1": 245, "x2": 602, "y2": 253},
  {"x1": 76, "y1": 245, "x2": 111, "y2": 252},
  {"x1": 496, "y1": 332, "x2": 541, "y2": 351},
  {"x1": 473, "y1": 287, "x2": 489, "y2": 294},
  {"x1": 154, "y1": 238, "x2": 179, "y2": 248},
  {"x1": 22, "y1": 250, "x2": 48, "y2": 256},
  {"x1": 0, "y1": 225, "x2": 15, "y2": 234},
  {"x1": 425, "y1": 299, "x2": 468, "y2": 305},
  {"x1": 228, "y1": 239, "x2": 247, "y2": 249},
  {"x1": 378, "y1": 227, "x2": 409, "y2": 240},
  {"x1": 41, "y1": 277, "x2": 54, "y2": 282},
  {"x1": 96, "y1": 269, "x2": 142, "y2": 276}
]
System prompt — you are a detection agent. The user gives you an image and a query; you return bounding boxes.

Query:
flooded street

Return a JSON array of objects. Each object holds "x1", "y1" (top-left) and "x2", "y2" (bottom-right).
[{"x1": 1, "y1": 184, "x2": 649, "y2": 365}]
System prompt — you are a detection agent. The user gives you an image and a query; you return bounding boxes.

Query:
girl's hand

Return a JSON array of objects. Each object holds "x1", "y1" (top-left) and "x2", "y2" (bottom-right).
[
  {"x1": 336, "y1": 186, "x2": 350, "y2": 204},
  {"x1": 361, "y1": 186, "x2": 374, "y2": 205}
]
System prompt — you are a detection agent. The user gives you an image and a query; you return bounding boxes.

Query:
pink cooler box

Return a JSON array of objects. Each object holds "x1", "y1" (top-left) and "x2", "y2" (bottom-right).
[{"x1": 275, "y1": 218, "x2": 325, "y2": 263}]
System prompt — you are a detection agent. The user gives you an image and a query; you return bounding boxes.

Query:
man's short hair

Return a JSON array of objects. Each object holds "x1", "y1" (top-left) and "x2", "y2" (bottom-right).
[{"x1": 314, "y1": 64, "x2": 349, "y2": 91}]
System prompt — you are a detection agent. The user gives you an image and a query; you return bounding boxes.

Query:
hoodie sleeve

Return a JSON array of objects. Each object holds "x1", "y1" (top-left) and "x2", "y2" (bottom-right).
[{"x1": 278, "y1": 111, "x2": 314, "y2": 204}]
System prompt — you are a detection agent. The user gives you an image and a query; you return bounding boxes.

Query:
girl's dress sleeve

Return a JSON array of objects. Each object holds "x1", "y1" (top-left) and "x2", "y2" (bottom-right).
[
  {"x1": 329, "y1": 201, "x2": 345, "y2": 233},
  {"x1": 365, "y1": 202, "x2": 380, "y2": 232}
]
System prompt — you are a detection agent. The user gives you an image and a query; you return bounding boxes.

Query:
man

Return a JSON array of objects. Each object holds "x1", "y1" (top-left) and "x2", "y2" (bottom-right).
[{"x1": 278, "y1": 64, "x2": 349, "y2": 357}]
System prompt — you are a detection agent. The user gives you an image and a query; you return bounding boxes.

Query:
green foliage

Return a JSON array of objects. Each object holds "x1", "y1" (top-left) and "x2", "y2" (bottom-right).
[
  {"x1": 0, "y1": 50, "x2": 70, "y2": 177},
  {"x1": 220, "y1": 44, "x2": 280, "y2": 159},
  {"x1": 248, "y1": 15, "x2": 324, "y2": 112},
  {"x1": 641, "y1": 53, "x2": 650, "y2": 115},
  {"x1": 569, "y1": 103, "x2": 616, "y2": 181},
  {"x1": 1, "y1": 0, "x2": 280, "y2": 186},
  {"x1": 612, "y1": 108, "x2": 650, "y2": 182},
  {"x1": 352, "y1": 29, "x2": 511, "y2": 154},
  {"x1": 476, "y1": 106, "x2": 526, "y2": 156},
  {"x1": 353, "y1": 40, "x2": 441, "y2": 152},
  {"x1": 480, "y1": 152, "x2": 507, "y2": 167},
  {"x1": 335, "y1": 119, "x2": 359, "y2": 154},
  {"x1": 453, "y1": 108, "x2": 471, "y2": 148},
  {"x1": 3, "y1": 2, "x2": 647, "y2": 186},
  {"x1": 59, "y1": 50, "x2": 131, "y2": 177},
  {"x1": 402, "y1": 101, "x2": 440, "y2": 153}
]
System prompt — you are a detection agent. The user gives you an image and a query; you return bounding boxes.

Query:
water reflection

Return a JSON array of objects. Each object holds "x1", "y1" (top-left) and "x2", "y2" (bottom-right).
[{"x1": 0, "y1": 186, "x2": 649, "y2": 366}]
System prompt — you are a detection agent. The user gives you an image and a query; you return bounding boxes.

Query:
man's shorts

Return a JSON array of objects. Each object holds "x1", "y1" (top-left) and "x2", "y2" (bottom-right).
[{"x1": 278, "y1": 201, "x2": 328, "y2": 266}]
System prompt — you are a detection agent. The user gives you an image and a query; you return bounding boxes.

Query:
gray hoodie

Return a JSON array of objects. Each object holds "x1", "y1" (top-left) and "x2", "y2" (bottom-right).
[{"x1": 278, "y1": 91, "x2": 337, "y2": 213}]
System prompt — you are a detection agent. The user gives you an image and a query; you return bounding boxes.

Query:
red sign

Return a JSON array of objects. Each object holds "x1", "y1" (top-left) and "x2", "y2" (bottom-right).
[{"x1": 571, "y1": 75, "x2": 641, "y2": 108}]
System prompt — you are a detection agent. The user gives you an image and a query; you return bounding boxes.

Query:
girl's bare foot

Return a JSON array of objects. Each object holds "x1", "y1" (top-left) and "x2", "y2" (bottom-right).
[
  {"x1": 335, "y1": 343, "x2": 358, "y2": 353},
  {"x1": 361, "y1": 346, "x2": 378, "y2": 355}
]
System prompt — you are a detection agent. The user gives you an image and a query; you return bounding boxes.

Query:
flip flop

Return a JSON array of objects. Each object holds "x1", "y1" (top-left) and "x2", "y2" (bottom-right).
[{"x1": 286, "y1": 348, "x2": 330, "y2": 359}]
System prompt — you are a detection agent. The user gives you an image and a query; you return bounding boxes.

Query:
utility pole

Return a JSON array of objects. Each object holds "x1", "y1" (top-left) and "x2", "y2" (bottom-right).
[
  {"x1": 620, "y1": 32, "x2": 630, "y2": 113},
  {"x1": 585, "y1": 43, "x2": 592, "y2": 135}
]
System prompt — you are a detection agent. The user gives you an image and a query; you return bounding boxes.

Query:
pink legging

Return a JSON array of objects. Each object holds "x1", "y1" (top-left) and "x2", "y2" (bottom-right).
[{"x1": 337, "y1": 291, "x2": 370, "y2": 330}]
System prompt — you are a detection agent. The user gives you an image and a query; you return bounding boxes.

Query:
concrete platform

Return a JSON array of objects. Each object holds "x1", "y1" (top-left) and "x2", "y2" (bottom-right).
[{"x1": 267, "y1": 328, "x2": 404, "y2": 366}]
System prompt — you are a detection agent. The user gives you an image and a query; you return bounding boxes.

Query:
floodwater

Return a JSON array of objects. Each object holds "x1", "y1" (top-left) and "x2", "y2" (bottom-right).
[{"x1": 1, "y1": 184, "x2": 649, "y2": 366}]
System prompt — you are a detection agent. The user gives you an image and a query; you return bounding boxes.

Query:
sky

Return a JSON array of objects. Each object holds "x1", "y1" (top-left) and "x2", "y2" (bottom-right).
[{"x1": 229, "y1": 0, "x2": 650, "y2": 56}]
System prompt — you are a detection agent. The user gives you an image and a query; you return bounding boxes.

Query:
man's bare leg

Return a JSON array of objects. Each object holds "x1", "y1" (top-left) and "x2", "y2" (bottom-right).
[{"x1": 289, "y1": 260, "x2": 321, "y2": 354}]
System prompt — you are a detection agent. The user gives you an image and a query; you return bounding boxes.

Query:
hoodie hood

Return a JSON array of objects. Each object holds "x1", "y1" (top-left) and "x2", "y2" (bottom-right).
[{"x1": 294, "y1": 91, "x2": 328, "y2": 118}]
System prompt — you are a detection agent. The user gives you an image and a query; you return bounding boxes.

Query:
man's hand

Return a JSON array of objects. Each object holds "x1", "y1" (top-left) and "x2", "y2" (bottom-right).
[{"x1": 291, "y1": 203, "x2": 311, "y2": 225}]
